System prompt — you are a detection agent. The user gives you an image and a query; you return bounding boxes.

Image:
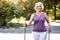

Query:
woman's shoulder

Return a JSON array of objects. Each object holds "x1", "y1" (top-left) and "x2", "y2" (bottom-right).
[
  {"x1": 41, "y1": 12, "x2": 47, "y2": 17},
  {"x1": 42, "y1": 12, "x2": 47, "y2": 15},
  {"x1": 31, "y1": 13, "x2": 35, "y2": 17}
]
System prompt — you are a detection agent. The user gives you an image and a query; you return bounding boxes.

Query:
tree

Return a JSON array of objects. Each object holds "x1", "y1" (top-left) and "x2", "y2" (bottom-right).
[
  {"x1": 44, "y1": 0, "x2": 60, "y2": 20},
  {"x1": 0, "y1": 0, "x2": 23, "y2": 26}
]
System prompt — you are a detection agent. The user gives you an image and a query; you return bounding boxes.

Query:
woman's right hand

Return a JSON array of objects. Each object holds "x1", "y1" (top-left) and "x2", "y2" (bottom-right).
[{"x1": 23, "y1": 23, "x2": 27, "y2": 27}]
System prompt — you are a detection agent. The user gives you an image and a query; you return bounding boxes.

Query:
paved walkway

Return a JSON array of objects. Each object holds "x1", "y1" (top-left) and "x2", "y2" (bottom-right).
[
  {"x1": 0, "y1": 22, "x2": 60, "y2": 40},
  {"x1": 0, "y1": 33, "x2": 60, "y2": 40}
]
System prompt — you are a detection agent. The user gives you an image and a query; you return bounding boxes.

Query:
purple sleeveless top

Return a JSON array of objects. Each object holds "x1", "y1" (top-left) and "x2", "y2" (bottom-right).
[{"x1": 33, "y1": 12, "x2": 47, "y2": 32}]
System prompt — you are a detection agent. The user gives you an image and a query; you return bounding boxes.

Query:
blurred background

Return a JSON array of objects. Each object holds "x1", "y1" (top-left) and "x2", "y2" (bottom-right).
[
  {"x1": 0, "y1": 0, "x2": 60, "y2": 28},
  {"x1": 0, "y1": 0, "x2": 60, "y2": 40}
]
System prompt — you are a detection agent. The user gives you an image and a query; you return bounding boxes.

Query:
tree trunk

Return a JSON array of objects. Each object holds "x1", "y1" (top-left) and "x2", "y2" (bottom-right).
[{"x1": 54, "y1": 1, "x2": 56, "y2": 20}]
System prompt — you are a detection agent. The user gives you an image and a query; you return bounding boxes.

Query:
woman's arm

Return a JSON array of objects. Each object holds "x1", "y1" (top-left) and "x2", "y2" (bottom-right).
[
  {"x1": 26, "y1": 13, "x2": 34, "y2": 26},
  {"x1": 24, "y1": 13, "x2": 34, "y2": 27},
  {"x1": 44, "y1": 13, "x2": 51, "y2": 32}
]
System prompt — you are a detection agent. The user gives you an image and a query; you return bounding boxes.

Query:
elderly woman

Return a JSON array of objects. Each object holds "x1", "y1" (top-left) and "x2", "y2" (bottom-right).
[{"x1": 24, "y1": 2, "x2": 51, "y2": 40}]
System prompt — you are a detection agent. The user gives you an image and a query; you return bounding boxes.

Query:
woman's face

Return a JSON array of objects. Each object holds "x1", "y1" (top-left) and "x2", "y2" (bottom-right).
[{"x1": 35, "y1": 6, "x2": 42, "y2": 12}]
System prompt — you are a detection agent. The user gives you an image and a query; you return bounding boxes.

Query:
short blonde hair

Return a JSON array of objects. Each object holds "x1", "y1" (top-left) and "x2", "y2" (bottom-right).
[{"x1": 34, "y1": 2, "x2": 44, "y2": 10}]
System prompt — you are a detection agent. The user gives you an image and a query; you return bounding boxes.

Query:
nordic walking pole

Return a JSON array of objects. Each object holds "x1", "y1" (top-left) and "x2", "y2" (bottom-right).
[
  {"x1": 24, "y1": 27, "x2": 26, "y2": 40},
  {"x1": 48, "y1": 32, "x2": 50, "y2": 40},
  {"x1": 24, "y1": 23, "x2": 27, "y2": 40}
]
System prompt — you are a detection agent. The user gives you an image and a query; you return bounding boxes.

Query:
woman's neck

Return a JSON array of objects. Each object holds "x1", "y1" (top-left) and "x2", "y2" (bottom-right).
[{"x1": 36, "y1": 11, "x2": 42, "y2": 14}]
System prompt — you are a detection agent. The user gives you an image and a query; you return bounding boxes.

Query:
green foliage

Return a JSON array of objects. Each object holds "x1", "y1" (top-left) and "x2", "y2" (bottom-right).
[
  {"x1": 0, "y1": 0, "x2": 23, "y2": 26},
  {"x1": 0, "y1": 0, "x2": 60, "y2": 27},
  {"x1": 6, "y1": 23, "x2": 23, "y2": 28},
  {"x1": 14, "y1": 5, "x2": 23, "y2": 18},
  {"x1": 17, "y1": 0, "x2": 36, "y2": 20}
]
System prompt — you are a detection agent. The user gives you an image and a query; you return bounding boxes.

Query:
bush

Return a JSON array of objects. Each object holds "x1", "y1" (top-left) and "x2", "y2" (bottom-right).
[
  {"x1": 0, "y1": 1, "x2": 23, "y2": 26},
  {"x1": 6, "y1": 23, "x2": 23, "y2": 28}
]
